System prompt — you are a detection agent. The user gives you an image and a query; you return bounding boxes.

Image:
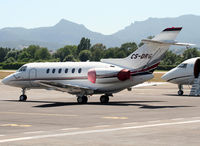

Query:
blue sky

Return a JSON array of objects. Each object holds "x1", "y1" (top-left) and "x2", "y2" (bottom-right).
[{"x1": 1, "y1": 0, "x2": 200, "y2": 34}]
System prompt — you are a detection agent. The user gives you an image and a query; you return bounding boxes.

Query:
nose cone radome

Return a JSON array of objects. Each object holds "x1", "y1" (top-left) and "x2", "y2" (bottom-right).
[
  {"x1": 2, "y1": 74, "x2": 15, "y2": 85},
  {"x1": 161, "y1": 73, "x2": 170, "y2": 81}
]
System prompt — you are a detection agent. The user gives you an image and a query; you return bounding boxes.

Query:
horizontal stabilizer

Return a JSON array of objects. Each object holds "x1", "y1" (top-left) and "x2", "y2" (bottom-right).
[{"x1": 142, "y1": 39, "x2": 195, "y2": 47}]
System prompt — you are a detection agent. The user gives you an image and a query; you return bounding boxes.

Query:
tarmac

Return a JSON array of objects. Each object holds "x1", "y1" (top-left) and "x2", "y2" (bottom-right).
[{"x1": 0, "y1": 81, "x2": 200, "y2": 146}]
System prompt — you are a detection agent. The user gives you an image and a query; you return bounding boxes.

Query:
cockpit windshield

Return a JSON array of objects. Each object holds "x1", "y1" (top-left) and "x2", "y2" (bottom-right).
[
  {"x1": 18, "y1": 66, "x2": 27, "y2": 72},
  {"x1": 177, "y1": 63, "x2": 187, "y2": 69}
]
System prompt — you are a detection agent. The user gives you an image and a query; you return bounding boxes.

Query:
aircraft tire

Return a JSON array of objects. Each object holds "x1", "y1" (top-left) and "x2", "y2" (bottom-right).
[
  {"x1": 77, "y1": 96, "x2": 88, "y2": 104},
  {"x1": 19, "y1": 95, "x2": 27, "y2": 101},
  {"x1": 100, "y1": 95, "x2": 109, "y2": 104},
  {"x1": 178, "y1": 90, "x2": 184, "y2": 96}
]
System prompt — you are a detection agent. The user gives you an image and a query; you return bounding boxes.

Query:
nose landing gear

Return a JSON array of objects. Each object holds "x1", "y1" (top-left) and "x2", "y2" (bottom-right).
[
  {"x1": 77, "y1": 95, "x2": 88, "y2": 104},
  {"x1": 178, "y1": 84, "x2": 184, "y2": 96},
  {"x1": 19, "y1": 88, "x2": 27, "y2": 101}
]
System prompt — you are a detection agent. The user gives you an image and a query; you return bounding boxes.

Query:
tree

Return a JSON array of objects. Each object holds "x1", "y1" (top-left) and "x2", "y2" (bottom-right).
[
  {"x1": 18, "y1": 51, "x2": 31, "y2": 62},
  {"x1": 0, "y1": 47, "x2": 10, "y2": 62},
  {"x1": 53, "y1": 45, "x2": 77, "y2": 62},
  {"x1": 183, "y1": 48, "x2": 200, "y2": 60},
  {"x1": 120, "y1": 42, "x2": 138, "y2": 56},
  {"x1": 64, "y1": 55, "x2": 76, "y2": 62},
  {"x1": 90, "y1": 43, "x2": 106, "y2": 61},
  {"x1": 35, "y1": 47, "x2": 51, "y2": 60},
  {"x1": 5, "y1": 50, "x2": 20, "y2": 61},
  {"x1": 79, "y1": 50, "x2": 92, "y2": 61},
  {"x1": 160, "y1": 51, "x2": 182, "y2": 65},
  {"x1": 77, "y1": 37, "x2": 91, "y2": 54},
  {"x1": 25, "y1": 45, "x2": 40, "y2": 59},
  {"x1": 103, "y1": 47, "x2": 116, "y2": 58},
  {"x1": 4, "y1": 57, "x2": 15, "y2": 63}
]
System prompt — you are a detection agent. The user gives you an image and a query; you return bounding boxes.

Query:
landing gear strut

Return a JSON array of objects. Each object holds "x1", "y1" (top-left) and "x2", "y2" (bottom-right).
[
  {"x1": 178, "y1": 84, "x2": 184, "y2": 96},
  {"x1": 77, "y1": 95, "x2": 88, "y2": 104},
  {"x1": 19, "y1": 88, "x2": 27, "y2": 101},
  {"x1": 100, "y1": 95, "x2": 109, "y2": 104}
]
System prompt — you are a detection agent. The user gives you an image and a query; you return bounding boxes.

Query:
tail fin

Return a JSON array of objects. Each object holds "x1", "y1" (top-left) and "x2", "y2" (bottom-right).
[{"x1": 101, "y1": 27, "x2": 188, "y2": 71}]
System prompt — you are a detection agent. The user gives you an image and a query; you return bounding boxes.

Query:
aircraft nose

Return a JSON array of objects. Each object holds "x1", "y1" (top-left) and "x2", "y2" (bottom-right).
[
  {"x1": 161, "y1": 73, "x2": 170, "y2": 81},
  {"x1": 2, "y1": 74, "x2": 15, "y2": 85}
]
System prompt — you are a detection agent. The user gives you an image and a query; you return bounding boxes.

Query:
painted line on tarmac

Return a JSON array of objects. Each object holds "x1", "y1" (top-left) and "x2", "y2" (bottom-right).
[
  {"x1": 0, "y1": 135, "x2": 5, "y2": 137},
  {"x1": 122, "y1": 122, "x2": 138, "y2": 125},
  {"x1": 147, "y1": 120, "x2": 161, "y2": 123},
  {"x1": 94, "y1": 125, "x2": 110, "y2": 128},
  {"x1": 0, "y1": 112, "x2": 77, "y2": 117},
  {"x1": 103, "y1": 116, "x2": 128, "y2": 120},
  {"x1": 61, "y1": 128, "x2": 80, "y2": 131},
  {"x1": 0, "y1": 124, "x2": 32, "y2": 127},
  {"x1": 1, "y1": 119, "x2": 200, "y2": 143},
  {"x1": 171, "y1": 118, "x2": 184, "y2": 121},
  {"x1": 24, "y1": 131, "x2": 44, "y2": 134}
]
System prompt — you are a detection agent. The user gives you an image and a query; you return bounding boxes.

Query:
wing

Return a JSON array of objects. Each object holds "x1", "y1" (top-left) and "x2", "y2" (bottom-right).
[{"x1": 34, "y1": 80, "x2": 94, "y2": 95}]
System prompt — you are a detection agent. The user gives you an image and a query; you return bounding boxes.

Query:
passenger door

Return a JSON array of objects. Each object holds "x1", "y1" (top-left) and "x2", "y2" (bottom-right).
[{"x1": 29, "y1": 68, "x2": 37, "y2": 86}]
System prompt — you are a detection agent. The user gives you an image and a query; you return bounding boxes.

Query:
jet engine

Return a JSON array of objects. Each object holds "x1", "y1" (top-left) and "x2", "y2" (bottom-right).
[
  {"x1": 88, "y1": 68, "x2": 131, "y2": 84},
  {"x1": 193, "y1": 58, "x2": 200, "y2": 78}
]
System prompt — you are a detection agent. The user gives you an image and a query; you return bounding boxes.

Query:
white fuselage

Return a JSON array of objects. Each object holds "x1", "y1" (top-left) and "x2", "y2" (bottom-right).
[
  {"x1": 3, "y1": 62, "x2": 153, "y2": 95},
  {"x1": 162, "y1": 58, "x2": 200, "y2": 85}
]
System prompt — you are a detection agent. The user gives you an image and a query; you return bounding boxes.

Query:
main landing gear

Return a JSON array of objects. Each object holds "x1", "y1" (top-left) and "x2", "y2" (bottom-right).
[
  {"x1": 19, "y1": 88, "x2": 27, "y2": 101},
  {"x1": 100, "y1": 95, "x2": 109, "y2": 104},
  {"x1": 178, "y1": 84, "x2": 184, "y2": 96},
  {"x1": 77, "y1": 94, "x2": 111, "y2": 104},
  {"x1": 77, "y1": 95, "x2": 88, "y2": 104}
]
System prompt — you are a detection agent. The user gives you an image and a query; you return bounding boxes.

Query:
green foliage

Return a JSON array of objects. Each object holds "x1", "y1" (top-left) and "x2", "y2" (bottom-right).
[
  {"x1": 77, "y1": 37, "x2": 91, "y2": 54},
  {"x1": 157, "y1": 65, "x2": 177, "y2": 71},
  {"x1": 35, "y1": 47, "x2": 51, "y2": 60},
  {"x1": 2, "y1": 62, "x2": 26, "y2": 69},
  {"x1": 0, "y1": 47, "x2": 10, "y2": 62},
  {"x1": 183, "y1": 48, "x2": 200, "y2": 60},
  {"x1": 90, "y1": 43, "x2": 106, "y2": 61},
  {"x1": 160, "y1": 51, "x2": 182, "y2": 66},
  {"x1": 53, "y1": 45, "x2": 76, "y2": 61},
  {"x1": 4, "y1": 57, "x2": 16, "y2": 63},
  {"x1": 79, "y1": 50, "x2": 92, "y2": 61},
  {"x1": 64, "y1": 55, "x2": 76, "y2": 62},
  {"x1": 120, "y1": 42, "x2": 138, "y2": 56},
  {"x1": 0, "y1": 36, "x2": 200, "y2": 71}
]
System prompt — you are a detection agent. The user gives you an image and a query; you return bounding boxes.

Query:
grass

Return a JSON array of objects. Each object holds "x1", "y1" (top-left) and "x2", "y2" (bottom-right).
[
  {"x1": 150, "y1": 72, "x2": 166, "y2": 82},
  {"x1": 0, "y1": 71, "x2": 14, "y2": 79}
]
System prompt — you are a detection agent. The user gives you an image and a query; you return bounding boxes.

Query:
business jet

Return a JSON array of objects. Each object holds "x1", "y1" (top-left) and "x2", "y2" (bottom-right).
[
  {"x1": 2, "y1": 27, "x2": 191, "y2": 104},
  {"x1": 162, "y1": 57, "x2": 200, "y2": 96}
]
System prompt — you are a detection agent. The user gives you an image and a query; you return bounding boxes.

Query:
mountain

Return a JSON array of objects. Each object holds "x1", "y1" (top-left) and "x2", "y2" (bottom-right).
[
  {"x1": 0, "y1": 19, "x2": 122, "y2": 50},
  {"x1": 113, "y1": 14, "x2": 200, "y2": 46},
  {"x1": 0, "y1": 15, "x2": 199, "y2": 50}
]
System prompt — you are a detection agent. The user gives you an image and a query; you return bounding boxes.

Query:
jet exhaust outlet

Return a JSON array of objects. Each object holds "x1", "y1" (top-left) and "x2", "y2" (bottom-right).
[{"x1": 117, "y1": 69, "x2": 131, "y2": 81}]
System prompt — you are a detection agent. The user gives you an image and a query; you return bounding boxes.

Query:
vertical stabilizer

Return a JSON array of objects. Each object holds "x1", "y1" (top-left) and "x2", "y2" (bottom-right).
[{"x1": 101, "y1": 27, "x2": 182, "y2": 71}]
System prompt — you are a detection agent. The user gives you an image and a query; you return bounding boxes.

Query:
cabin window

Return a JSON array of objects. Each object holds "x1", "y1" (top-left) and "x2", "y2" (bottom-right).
[
  {"x1": 18, "y1": 66, "x2": 27, "y2": 72},
  {"x1": 52, "y1": 69, "x2": 56, "y2": 73},
  {"x1": 72, "y1": 68, "x2": 75, "y2": 73},
  {"x1": 65, "y1": 68, "x2": 68, "y2": 73},
  {"x1": 46, "y1": 69, "x2": 50, "y2": 74},
  {"x1": 58, "y1": 68, "x2": 62, "y2": 74},
  {"x1": 178, "y1": 63, "x2": 187, "y2": 68},
  {"x1": 78, "y1": 68, "x2": 82, "y2": 73}
]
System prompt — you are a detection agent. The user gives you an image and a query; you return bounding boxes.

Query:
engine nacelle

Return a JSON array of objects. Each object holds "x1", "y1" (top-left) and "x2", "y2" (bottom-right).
[{"x1": 88, "y1": 68, "x2": 131, "y2": 84}]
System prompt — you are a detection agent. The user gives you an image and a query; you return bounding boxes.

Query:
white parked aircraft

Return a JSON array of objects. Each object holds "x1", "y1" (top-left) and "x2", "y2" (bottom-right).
[
  {"x1": 2, "y1": 27, "x2": 191, "y2": 104},
  {"x1": 162, "y1": 57, "x2": 200, "y2": 96}
]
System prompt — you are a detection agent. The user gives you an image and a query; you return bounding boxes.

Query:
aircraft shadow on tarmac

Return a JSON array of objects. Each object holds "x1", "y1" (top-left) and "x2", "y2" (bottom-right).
[
  {"x1": 164, "y1": 94, "x2": 199, "y2": 97},
  {"x1": 3, "y1": 100, "x2": 193, "y2": 109}
]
